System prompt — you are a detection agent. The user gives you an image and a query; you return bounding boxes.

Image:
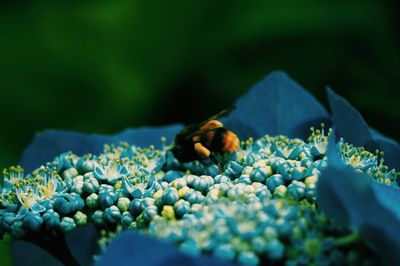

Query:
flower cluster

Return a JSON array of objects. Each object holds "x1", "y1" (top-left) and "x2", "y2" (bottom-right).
[{"x1": 1, "y1": 126, "x2": 397, "y2": 265}]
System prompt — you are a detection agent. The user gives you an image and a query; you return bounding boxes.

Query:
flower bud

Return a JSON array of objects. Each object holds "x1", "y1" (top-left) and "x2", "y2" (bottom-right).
[
  {"x1": 121, "y1": 212, "x2": 133, "y2": 227},
  {"x1": 43, "y1": 209, "x2": 61, "y2": 229},
  {"x1": 117, "y1": 197, "x2": 130, "y2": 212},
  {"x1": 162, "y1": 188, "x2": 179, "y2": 205},
  {"x1": 161, "y1": 205, "x2": 175, "y2": 220},
  {"x1": 10, "y1": 221, "x2": 25, "y2": 239},
  {"x1": 60, "y1": 217, "x2": 76, "y2": 233},
  {"x1": 73, "y1": 211, "x2": 88, "y2": 226},
  {"x1": 23, "y1": 212, "x2": 43, "y2": 232},
  {"x1": 86, "y1": 193, "x2": 99, "y2": 209},
  {"x1": 104, "y1": 206, "x2": 121, "y2": 224},
  {"x1": 142, "y1": 205, "x2": 158, "y2": 222},
  {"x1": 83, "y1": 173, "x2": 100, "y2": 194},
  {"x1": 91, "y1": 210, "x2": 104, "y2": 226},
  {"x1": 173, "y1": 199, "x2": 190, "y2": 218},
  {"x1": 98, "y1": 189, "x2": 117, "y2": 209}
]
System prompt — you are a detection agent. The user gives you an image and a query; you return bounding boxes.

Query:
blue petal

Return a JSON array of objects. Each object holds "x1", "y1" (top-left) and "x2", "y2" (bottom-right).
[
  {"x1": 326, "y1": 87, "x2": 374, "y2": 147},
  {"x1": 317, "y1": 134, "x2": 400, "y2": 266},
  {"x1": 20, "y1": 125, "x2": 182, "y2": 172},
  {"x1": 224, "y1": 71, "x2": 329, "y2": 140},
  {"x1": 97, "y1": 231, "x2": 232, "y2": 266},
  {"x1": 327, "y1": 87, "x2": 400, "y2": 170}
]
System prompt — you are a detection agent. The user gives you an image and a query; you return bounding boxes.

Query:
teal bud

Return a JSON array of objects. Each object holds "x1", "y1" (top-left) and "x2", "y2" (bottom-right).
[
  {"x1": 62, "y1": 167, "x2": 79, "y2": 179},
  {"x1": 291, "y1": 166, "x2": 306, "y2": 181},
  {"x1": 117, "y1": 197, "x2": 131, "y2": 212},
  {"x1": 224, "y1": 161, "x2": 243, "y2": 179},
  {"x1": 23, "y1": 212, "x2": 43, "y2": 231},
  {"x1": 163, "y1": 170, "x2": 181, "y2": 182},
  {"x1": 73, "y1": 211, "x2": 88, "y2": 226},
  {"x1": 129, "y1": 198, "x2": 142, "y2": 216},
  {"x1": 91, "y1": 210, "x2": 104, "y2": 226},
  {"x1": 186, "y1": 191, "x2": 203, "y2": 204},
  {"x1": 0, "y1": 212, "x2": 15, "y2": 231},
  {"x1": 43, "y1": 209, "x2": 61, "y2": 229},
  {"x1": 266, "y1": 174, "x2": 284, "y2": 192},
  {"x1": 98, "y1": 189, "x2": 117, "y2": 209},
  {"x1": 251, "y1": 166, "x2": 272, "y2": 182},
  {"x1": 142, "y1": 205, "x2": 158, "y2": 222},
  {"x1": 104, "y1": 206, "x2": 121, "y2": 224},
  {"x1": 184, "y1": 174, "x2": 197, "y2": 187},
  {"x1": 173, "y1": 199, "x2": 190, "y2": 218},
  {"x1": 121, "y1": 211, "x2": 133, "y2": 227},
  {"x1": 287, "y1": 181, "x2": 306, "y2": 200},
  {"x1": 192, "y1": 177, "x2": 208, "y2": 193},
  {"x1": 10, "y1": 221, "x2": 25, "y2": 239},
  {"x1": 238, "y1": 251, "x2": 259, "y2": 266},
  {"x1": 71, "y1": 175, "x2": 84, "y2": 194},
  {"x1": 214, "y1": 174, "x2": 231, "y2": 184},
  {"x1": 140, "y1": 198, "x2": 155, "y2": 210},
  {"x1": 206, "y1": 164, "x2": 220, "y2": 177},
  {"x1": 180, "y1": 239, "x2": 200, "y2": 256},
  {"x1": 135, "y1": 214, "x2": 148, "y2": 229},
  {"x1": 251, "y1": 236, "x2": 267, "y2": 253},
  {"x1": 265, "y1": 239, "x2": 284, "y2": 260},
  {"x1": 171, "y1": 178, "x2": 187, "y2": 190},
  {"x1": 214, "y1": 225, "x2": 232, "y2": 242},
  {"x1": 128, "y1": 221, "x2": 137, "y2": 230},
  {"x1": 54, "y1": 194, "x2": 84, "y2": 215},
  {"x1": 80, "y1": 160, "x2": 95, "y2": 173},
  {"x1": 86, "y1": 193, "x2": 99, "y2": 208},
  {"x1": 269, "y1": 157, "x2": 286, "y2": 172},
  {"x1": 213, "y1": 244, "x2": 235, "y2": 261},
  {"x1": 60, "y1": 217, "x2": 76, "y2": 233},
  {"x1": 236, "y1": 174, "x2": 252, "y2": 185},
  {"x1": 83, "y1": 173, "x2": 100, "y2": 194},
  {"x1": 162, "y1": 188, "x2": 179, "y2": 205}
]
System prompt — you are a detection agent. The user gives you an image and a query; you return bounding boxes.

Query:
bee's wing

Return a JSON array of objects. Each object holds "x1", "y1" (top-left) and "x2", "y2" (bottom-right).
[{"x1": 183, "y1": 107, "x2": 234, "y2": 140}]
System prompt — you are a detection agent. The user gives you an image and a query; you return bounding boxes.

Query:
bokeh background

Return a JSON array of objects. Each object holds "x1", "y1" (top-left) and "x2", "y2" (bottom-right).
[{"x1": 1, "y1": 1, "x2": 399, "y2": 172}]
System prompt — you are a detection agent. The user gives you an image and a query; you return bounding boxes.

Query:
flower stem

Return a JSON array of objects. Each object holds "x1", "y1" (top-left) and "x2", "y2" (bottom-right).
[{"x1": 334, "y1": 232, "x2": 360, "y2": 247}]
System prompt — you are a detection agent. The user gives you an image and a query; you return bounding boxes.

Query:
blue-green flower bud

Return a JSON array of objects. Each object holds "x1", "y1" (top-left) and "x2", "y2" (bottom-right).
[
  {"x1": 163, "y1": 170, "x2": 181, "y2": 182},
  {"x1": 71, "y1": 175, "x2": 84, "y2": 194},
  {"x1": 73, "y1": 211, "x2": 88, "y2": 226},
  {"x1": 117, "y1": 197, "x2": 130, "y2": 212},
  {"x1": 214, "y1": 174, "x2": 231, "y2": 184},
  {"x1": 83, "y1": 173, "x2": 100, "y2": 194},
  {"x1": 213, "y1": 243, "x2": 236, "y2": 261},
  {"x1": 238, "y1": 251, "x2": 259, "y2": 266},
  {"x1": 10, "y1": 221, "x2": 25, "y2": 239},
  {"x1": 43, "y1": 209, "x2": 61, "y2": 229},
  {"x1": 224, "y1": 161, "x2": 243, "y2": 179},
  {"x1": 91, "y1": 210, "x2": 104, "y2": 226},
  {"x1": 173, "y1": 199, "x2": 190, "y2": 218},
  {"x1": 80, "y1": 159, "x2": 95, "y2": 173},
  {"x1": 60, "y1": 217, "x2": 76, "y2": 233},
  {"x1": 86, "y1": 193, "x2": 99, "y2": 208},
  {"x1": 206, "y1": 164, "x2": 220, "y2": 177},
  {"x1": 186, "y1": 191, "x2": 203, "y2": 204},
  {"x1": 251, "y1": 166, "x2": 272, "y2": 182},
  {"x1": 191, "y1": 177, "x2": 209, "y2": 193},
  {"x1": 184, "y1": 174, "x2": 197, "y2": 187},
  {"x1": 251, "y1": 236, "x2": 267, "y2": 253},
  {"x1": 98, "y1": 189, "x2": 117, "y2": 209},
  {"x1": 23, "y1": 212, "x2": 43, "y2": 231},
  {"x1": 265, "y1": 239, "x2": 284, "y2": 260},
  {"x1": 121, "y1": 211, "x2": 133, "y2": 227},
  {"x1": 62, "y1": 167, "x2": 79, "y2": 179},
  {"x1": 266, "y1": 174, "x2": 284, "y2": 192},
  {"x1": 140, "y1": 198, "x2": 155, "y2": 210},
  {"x1": 129, "y1": 198, "x2": 142, "y2": 216},
  {"x1": 171, "y1": 178, "x2": 187, "y2": 190},
  {"x1": 104, "y1": 206, "x2": 121, "y2": 224},
  {"x1": 180, "y1": 239, "x2": 200, "y2": 256},
  {"x1": 162, "y1": 188, "x2": 179, "y2": 205},
  {"x1": 287, "y1": 181, "x2": 306, "y2": 200},
  {"x1": 142, "y1": 205, "x2": 158, "y2": 222},
  {"x1": 236, "y1": 174, "x2": 252, "y2": 185},
  {"x1": 54, "y1": 194, "x2": 84, "y2": 215},
  {"x1": 0, "y1": 212, "x2": 15, "y2": 231}
]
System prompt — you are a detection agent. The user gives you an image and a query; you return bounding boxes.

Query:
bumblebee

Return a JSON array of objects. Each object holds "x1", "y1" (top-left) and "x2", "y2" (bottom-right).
[{"x1": 171, "y1": 108, "x2": 240, "y2": 163}]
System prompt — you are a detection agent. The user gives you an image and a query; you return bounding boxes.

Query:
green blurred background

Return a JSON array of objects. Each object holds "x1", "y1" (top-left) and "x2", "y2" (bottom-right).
[
  {"x1": 1, "y1": 1, "x2": 399, "y2": 171},
  {"x1": 0, "y1": 1, "x2": 399, "y2": 264}
]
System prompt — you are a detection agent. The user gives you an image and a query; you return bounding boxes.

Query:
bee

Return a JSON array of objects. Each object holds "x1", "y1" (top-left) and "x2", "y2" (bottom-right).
[{"x1": 171, "y1": 108, "x2": 240, "y2": 163}]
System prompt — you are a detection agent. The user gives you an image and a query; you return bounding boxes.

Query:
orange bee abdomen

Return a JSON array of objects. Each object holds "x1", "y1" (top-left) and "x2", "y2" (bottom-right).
[{"x1": 223, "y1": 130, "x2": 239, "y2": 152}]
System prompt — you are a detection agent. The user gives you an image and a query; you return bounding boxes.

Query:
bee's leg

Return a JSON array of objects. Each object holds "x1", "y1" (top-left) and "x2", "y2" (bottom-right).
[{"x1": 194, "y1": 142, "x2": 211, "y2": 159}]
